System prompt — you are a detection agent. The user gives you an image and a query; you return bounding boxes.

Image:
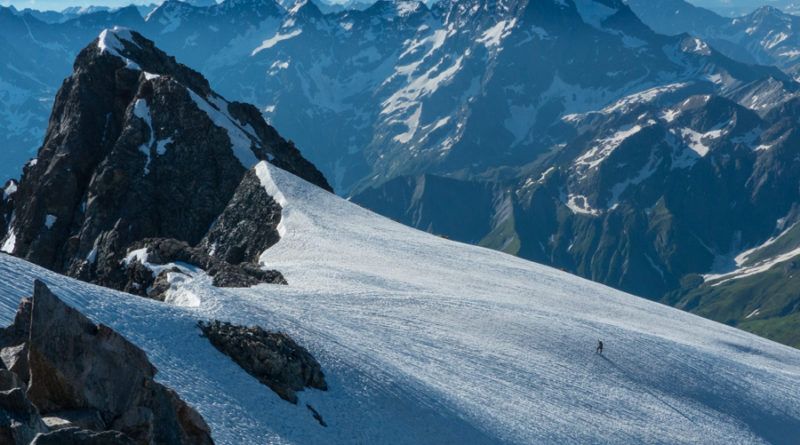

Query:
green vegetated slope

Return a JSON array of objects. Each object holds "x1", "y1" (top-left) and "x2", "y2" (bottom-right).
[
  {"x1": 485, "y1": 176, "x2": 800, "y2": 349},
  {"x1": 666, "y1": 225, "x2": 800, "y2": 348}
]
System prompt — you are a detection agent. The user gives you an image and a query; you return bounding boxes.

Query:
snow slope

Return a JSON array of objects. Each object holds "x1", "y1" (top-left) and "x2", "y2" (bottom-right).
[{"x1": 1, "y1": 161, "x2": 800, "y2": 444}]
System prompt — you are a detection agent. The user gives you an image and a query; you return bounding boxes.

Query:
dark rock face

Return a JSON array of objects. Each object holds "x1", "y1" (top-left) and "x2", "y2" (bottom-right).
[
  {"x1": 0, "y1": 280, "x2": 215, "y2": 445},
  {"x1": 0, "y1": 387, "x2": 47, "y2": 445},
  {"x1": 1, "y1": 180, "x2": 16, "y2": 238},
  {"x1": 199, "y1": 169, "x2": 282, "y2": 265},
  {"x1": 0, "y1": 29, "x2": 329, "y2": 297},
  {"x1": 31, "y1": 427, "x2": 137, "y2": 445},
  {"x1": 198, "y1": 320, "x2": 327, "y2": 404}
]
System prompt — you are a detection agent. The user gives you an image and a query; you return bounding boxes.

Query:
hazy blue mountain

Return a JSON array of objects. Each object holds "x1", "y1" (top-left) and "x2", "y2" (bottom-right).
[
  {"x1": 688, "y1": 0, "x2": 800, "y2": 17},
  {"x1": 627, "y1": 0, "x2": 800, "y2": 79}
]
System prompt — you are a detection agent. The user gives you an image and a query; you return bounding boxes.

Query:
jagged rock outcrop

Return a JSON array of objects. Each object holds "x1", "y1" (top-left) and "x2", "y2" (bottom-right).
[
  {"x1": 121, "y1": 238, "x2": 286, "y2": 299},
  {"x1": 198, "y1": 320, "x2": 327, "y2": 404},
  {"x1": 198, "y1": 169, "x2": 282, "y2": 265},
  {"x1": 0, "y1": 280, "x2": 214, "y2": 445},
  {"x1": 0, "y1": 28, "x2": 330, "y2": 297},
  {"x1": 0, "y1": 387, "x2": 47, "y2": 444}
]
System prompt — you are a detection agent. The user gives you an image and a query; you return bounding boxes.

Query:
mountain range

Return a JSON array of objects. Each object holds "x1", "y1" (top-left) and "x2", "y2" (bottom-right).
[
  {"x1": 0, "y1": 10, "x2": 798, "y2": 443},
  {"x1": 685, "y1": 0, "x2": 800, "y2": 17},
  {"x1": 626, "y1": 0, "x2": 800, "y2": 78},
  {"x1": 2, "y1": 0, "x2": 800, "y2": 347}
]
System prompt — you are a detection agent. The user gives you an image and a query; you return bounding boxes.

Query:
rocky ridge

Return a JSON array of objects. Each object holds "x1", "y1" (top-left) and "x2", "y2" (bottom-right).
[
  {"x1": 0, "y1": 280, "x2": 213, "y2": 444},
  {"x1": 198, "y1": 320, "x2": 327, "y2": 405},
  {"x1": 0, "y1": 28, "x2": 330, "y2": 298}
]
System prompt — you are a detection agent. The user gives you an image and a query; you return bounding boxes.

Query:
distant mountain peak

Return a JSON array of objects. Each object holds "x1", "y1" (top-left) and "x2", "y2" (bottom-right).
[{"x1": 287, "y1": 0, "x2": 325, "y2": 20}]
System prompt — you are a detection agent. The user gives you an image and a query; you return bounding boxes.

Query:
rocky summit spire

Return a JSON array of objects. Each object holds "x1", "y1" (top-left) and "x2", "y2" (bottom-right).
[{"x1": 0, "y1": 28, "x2": 330, "y2": 296}]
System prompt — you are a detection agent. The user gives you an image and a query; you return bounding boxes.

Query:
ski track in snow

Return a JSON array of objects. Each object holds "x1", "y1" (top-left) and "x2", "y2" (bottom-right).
[{"x1": 1, "y1": 162, "x2": 800, "y2": 444}]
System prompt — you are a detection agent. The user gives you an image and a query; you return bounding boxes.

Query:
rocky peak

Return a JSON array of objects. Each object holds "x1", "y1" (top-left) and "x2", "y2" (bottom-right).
[
  {"x1": 92, "y1": 27, "x2": 213, "y2": 95},
  {"x1": 0, "y1": 29, "x2": 329, "y2": 296},
  {"x1": 287, "y1": 0, "x2": 325, "y2": 20},
  {"x1": 748, "y1": 5, "x2": 784, "y2": 22}
]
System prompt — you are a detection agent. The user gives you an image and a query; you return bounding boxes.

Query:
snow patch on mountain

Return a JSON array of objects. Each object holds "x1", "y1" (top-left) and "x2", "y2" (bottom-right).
[
  {"x1": 603, "y1": 83, "x2": 691, "y2": 115},
  {"x1": 186, "y1": 90, "x2": 259, "y2": 168},
  {"x1": 393, "y1": 0, "x2": 422, "y2": 17},
  {"x1": 393, "y1": 105, "x2": 422, "y2": 143},
  {"x1": 704, "y1": 221, "x2": 800, "y2": 285},
  {"x1": 44, "y1": 214, "x2": 56, "y2": 229},
  {"x1": 705, "y1": 243, "x2": 800, "y2": 285},
  {"x1": 1, "y1": 229, "x2": 16, "y2": 254},
  {"x1": 676, "y1": 128, "x2": 713, "y2": 157},
  {"x1": 762, "y1": 31, "x2": 789, "y2": 50},
  {"x1": 252, "y1": 28, "x2": 303, "y2": 56},
  {"x1": 565, "y1": 193, "x2": 602, "y2": 215},
  {"x1": 574, "y1": 124, "x2": 647, "y2": 174},
  {"x1": 132, "y1": 98, "x2": 155, "y2": 174},
  {"x1": 156, "y1": 137, "x2": 174, "y2": 156},
  {"x1": 382, "y1": 54, "x2": 464, "y2": 116},
  {"x1": 476, "y1": 18, "x2": 517, "y2": 48},
  {"x1": 684, "y1": 37, "x2": 712, "y2": 56},
  {"x1": 97, "y1": 27, "x2": 142, "y2": 69}
]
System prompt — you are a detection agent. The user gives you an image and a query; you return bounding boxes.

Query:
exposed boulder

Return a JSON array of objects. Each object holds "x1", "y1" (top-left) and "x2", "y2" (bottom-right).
[
  {"x1": 145, "y1": 268, "x2": 184, "y2": 302},
  {"x1": 0, "y1": 280, "x2": 215, "y2": 445},
  {"x1": 0, "y1": 388, "x2": 47, "y2": 444},
  {"x1": 198, "y1": 320, "x2": 327, "y2": 404},
  {"x1": 1, "y1": 345, "x2": 29, "y2": 387},
  {"x1": 0, "y1": 29, "x2": 329, "y2": 298}
]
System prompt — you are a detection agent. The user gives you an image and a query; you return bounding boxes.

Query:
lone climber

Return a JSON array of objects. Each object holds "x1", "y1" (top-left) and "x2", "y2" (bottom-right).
[{"x1": 596, "y1": 340, "x2": 603, "y2": 354}]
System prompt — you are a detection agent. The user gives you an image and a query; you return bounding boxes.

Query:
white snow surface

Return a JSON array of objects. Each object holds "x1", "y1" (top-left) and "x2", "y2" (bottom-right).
[
  {"x1": 1, "y1": 162, "x2": 800, "y2": 444},
  {"x1": 0, "y1": 230, "x2": 15, "y2": 254}
]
